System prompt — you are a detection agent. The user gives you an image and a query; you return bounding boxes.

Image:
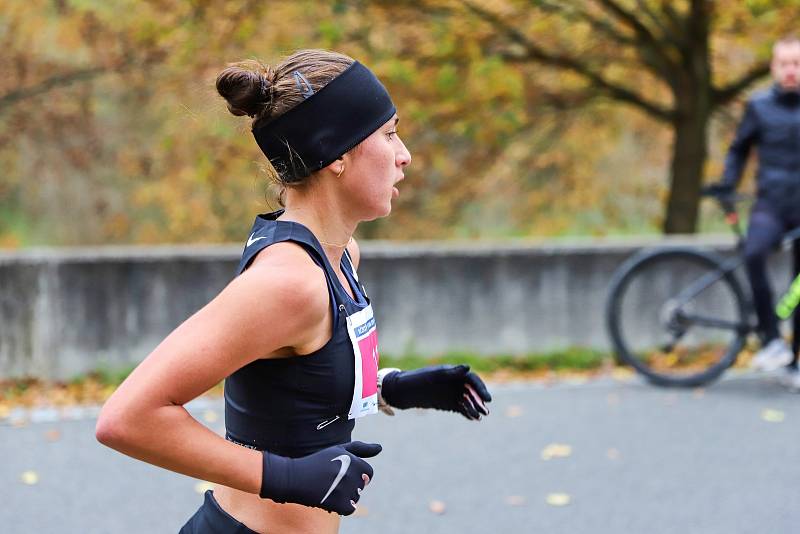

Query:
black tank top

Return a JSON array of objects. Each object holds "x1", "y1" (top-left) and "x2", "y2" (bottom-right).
[{"x1": 223, "y1": 211, "x2": 376, "y2": 458}]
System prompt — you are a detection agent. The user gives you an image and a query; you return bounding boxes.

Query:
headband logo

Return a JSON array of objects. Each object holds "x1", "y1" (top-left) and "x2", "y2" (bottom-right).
[{"x1": 293, "y1": 71, "x2": 315, "y2": 99}]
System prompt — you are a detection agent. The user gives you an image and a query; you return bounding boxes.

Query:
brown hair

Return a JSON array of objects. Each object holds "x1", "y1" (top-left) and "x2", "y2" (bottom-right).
[{"x1": 216, "y1": 50, "x2": 354, "y2": 191}]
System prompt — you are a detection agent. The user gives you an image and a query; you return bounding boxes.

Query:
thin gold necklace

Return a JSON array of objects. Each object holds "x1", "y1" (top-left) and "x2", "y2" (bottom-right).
[
  {"x1": 280, "y1": 208, "x2": 352, "y2": 249},
  {"x1": 318, "y1": 236, "x2": 353, "y2": 249}
]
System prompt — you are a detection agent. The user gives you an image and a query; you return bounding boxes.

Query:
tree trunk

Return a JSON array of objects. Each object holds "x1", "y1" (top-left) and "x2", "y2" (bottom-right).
[
  {"x1": 663, "y1": 0, "x2": 712, "y2": 235},
  {"x1": 663, "y1": 108, "x2": 709, "y2": 234}
]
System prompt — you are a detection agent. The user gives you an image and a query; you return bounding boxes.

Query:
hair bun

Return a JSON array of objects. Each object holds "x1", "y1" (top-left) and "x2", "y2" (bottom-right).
[{"x1": 216, "y1": 60, "x2": 274, "y2": 118}]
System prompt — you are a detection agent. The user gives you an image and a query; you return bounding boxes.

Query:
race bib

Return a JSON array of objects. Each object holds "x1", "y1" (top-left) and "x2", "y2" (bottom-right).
[{"x1": 344, "y1": 304, "x2": 379, "y2": 419}]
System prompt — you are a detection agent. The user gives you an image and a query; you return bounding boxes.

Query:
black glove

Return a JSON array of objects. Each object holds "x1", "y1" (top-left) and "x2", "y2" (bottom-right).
[
  {"x1": 701, "y1": 182, "x2": 735, "y2": 198},
  {"x1": 380, "y1": 364, "x2": 492, "y2": 420},
  {"x1": 259, "y1": 441, "x2": 381, "y2": 515}
]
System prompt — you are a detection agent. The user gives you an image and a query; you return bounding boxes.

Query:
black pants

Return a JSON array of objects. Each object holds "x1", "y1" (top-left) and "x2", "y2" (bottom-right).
[
  {"x1": 744, "y1": 204, "x2": 800, "y2": 365},
  {"x1": 180, "y1": 491, "x2": 260, "y2": 534}
]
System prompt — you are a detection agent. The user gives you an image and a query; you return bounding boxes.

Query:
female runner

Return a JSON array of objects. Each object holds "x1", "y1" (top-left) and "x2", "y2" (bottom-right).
[{"x1": 96, "y1": 49, "x2": 492, "y2": 534}]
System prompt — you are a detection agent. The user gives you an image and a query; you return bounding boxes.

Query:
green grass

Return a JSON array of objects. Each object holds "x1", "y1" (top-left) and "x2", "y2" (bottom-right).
[
  {"x1": 379, "y1": 347, "x2": 608, "y2": 374},
  {"x1": 2, "y1": 348, "x2": 610, "y2": 399},
  {"x1": 76, "y1": 364, "x2": 139, "y2": 387},
  {"x1": 0, "y1": 348, "x2": 613, "y2": 410},
  {"x1": 75, "y1": 348, "x2": 608, "y2": 386},
  {"x1": 74, "y1": 347, "x2": 609, "y2": 388}
]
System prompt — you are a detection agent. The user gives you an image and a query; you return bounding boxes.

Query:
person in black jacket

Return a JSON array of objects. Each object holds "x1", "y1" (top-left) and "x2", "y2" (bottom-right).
[{"x1": 709, "y1": 36, "x2": 800, "y2": 385}]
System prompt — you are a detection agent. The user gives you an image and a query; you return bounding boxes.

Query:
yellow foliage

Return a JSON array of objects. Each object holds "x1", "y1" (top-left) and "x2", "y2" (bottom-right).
[{"x1": 0, "y1": 0, "x2": 796, "y2": 244}]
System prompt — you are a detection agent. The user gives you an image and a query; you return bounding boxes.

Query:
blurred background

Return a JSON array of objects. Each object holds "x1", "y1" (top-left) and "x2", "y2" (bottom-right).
[
  {"x1": 3, "y1": 0, "x2": 798, "y2": 248},
  {"x1": 4, "y1": 2, "x2": 800, "y2": 533}
]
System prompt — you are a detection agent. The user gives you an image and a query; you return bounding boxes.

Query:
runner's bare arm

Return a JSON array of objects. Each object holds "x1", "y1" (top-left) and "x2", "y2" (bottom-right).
[{"x1": 95, "y1": 244, "x2": 329, "y2": 494}]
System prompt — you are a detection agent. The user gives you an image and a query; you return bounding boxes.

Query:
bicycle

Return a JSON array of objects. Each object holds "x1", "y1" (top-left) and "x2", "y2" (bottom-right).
[{"x1": 605, "y1": 190, "x2": 800, "y2": 387}]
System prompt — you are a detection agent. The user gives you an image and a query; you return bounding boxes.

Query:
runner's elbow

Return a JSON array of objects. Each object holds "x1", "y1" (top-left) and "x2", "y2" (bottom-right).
[{"x1": 95, "y1": 401, "x2": 137, "y2": 449}]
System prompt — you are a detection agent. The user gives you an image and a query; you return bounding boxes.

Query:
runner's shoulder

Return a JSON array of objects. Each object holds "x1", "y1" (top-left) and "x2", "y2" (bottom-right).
[{"x1": 240, "y1": 242, "x2": 329, "y2": 320}]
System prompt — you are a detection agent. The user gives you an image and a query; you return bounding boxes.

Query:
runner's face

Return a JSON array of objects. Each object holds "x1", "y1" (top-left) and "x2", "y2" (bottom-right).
[
  {"x1": 342, "y1": 115, "x2": 411, "y2": 220},
  {"x1": 772, "y1": 43, "x2": 800, "y2": 90}
]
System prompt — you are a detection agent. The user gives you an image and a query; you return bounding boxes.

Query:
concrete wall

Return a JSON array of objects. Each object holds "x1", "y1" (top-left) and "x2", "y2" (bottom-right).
[{"x1": 1, "y1": 237, "x2": 795, "y2": 379}]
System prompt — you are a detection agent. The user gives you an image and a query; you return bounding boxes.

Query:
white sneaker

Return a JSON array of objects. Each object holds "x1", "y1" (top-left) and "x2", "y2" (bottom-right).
[
  {"x1": 751, "y1": 338, "x2": 794, "y2": 372},
  {"x1": 779, "y1": 368, "x2": 800, "y2": 392}
]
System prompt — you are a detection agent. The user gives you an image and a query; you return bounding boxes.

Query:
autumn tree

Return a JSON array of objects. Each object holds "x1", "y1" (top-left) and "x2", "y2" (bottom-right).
[
  {"x1": 0, "y1": 0, "x2": 274, "y2": 245},
  {"x1": 2, "y1": 1, "x2": 796, "y2": 245},
  {"x1": 367, "y1": 0, "x2": 799, "y2": 233},
  {"x1": 1, "y1": 0, "x2": 591, "y2": 244}
]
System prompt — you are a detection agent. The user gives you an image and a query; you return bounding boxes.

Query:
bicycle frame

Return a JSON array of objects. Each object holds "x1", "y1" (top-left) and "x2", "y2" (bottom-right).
[
  {"x1": 688, "y1": 193, "x2": 800, "y2": 332},
  {"x1": 777, "y1": 273, "x2": 800, "y2": 319},
  {"x1": 670, "y1": 253, "x2": 750, "y2": 333}
]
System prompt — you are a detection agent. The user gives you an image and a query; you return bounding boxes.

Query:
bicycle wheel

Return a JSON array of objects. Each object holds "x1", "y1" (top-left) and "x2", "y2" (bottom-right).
[{"x1": 606, "y1": 248, "x2": 749, "y2": 387}]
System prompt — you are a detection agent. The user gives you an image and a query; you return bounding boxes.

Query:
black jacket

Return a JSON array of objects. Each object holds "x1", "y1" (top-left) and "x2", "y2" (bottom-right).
[{"x1": 723, "y1": 85, "x2": 800, "y2": 211}]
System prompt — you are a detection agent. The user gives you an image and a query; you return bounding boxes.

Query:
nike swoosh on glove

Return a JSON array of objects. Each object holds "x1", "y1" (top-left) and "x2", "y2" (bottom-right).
[
  {"x1": 259, "y1": 441, "x2": 382, "y2": 515},
  {"x1": 380, "y1": 364, "x2": 492, "y2": 420}
]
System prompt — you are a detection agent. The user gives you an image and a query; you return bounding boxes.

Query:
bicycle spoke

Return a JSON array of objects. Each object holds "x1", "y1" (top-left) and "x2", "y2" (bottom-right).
[{"x1": 678, "y1": 313, "x2": 749, "y2": 332}]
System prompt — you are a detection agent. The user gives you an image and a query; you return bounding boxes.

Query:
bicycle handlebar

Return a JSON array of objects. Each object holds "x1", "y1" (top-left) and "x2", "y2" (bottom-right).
[
  {"x1": 700, "y1": 188, "x2": 751, "y2": 204},
  {"x1": 700, "y1": 187, "x2": 753, "y2": 242},
  {"x1": 701, "y1": 187, "x2": 752, "y2": 215}
]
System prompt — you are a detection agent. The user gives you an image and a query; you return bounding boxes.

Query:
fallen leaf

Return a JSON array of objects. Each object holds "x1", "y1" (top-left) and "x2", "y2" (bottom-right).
[
  {"x1": 428, "y1": 500, "x2": 446, "y2": 514},
  {"x1": 545, "y1": 493, "x2": 570, "y2": 506},
  {"x1": 611, "y1": 368, "x2": 635, "y2": 381},
  {"x1": 20, "y1": 471, "x2": 39, "y2": 485},
  {"x1": 541, "y1": 443, "x2": 572, "y2": 460},
  {"x1": 606, "y1": 448, "x2": 620, "y2": 460},
  {"x1": 203, "y1": 410, "x2": 218, "y2": 423},
  {"x1": 563, "y1": 375, "x2": 589, "y2": 385},
  {"x1": 761, "y1": 409, "x2": 785, "y2": 423},
  {"x1": 692, "y1": 388, "x2": 705, "y2": 399},
  {"x1": 505, "y1": 495, "x2": 526, "y2": 506},
  {"x1": 352, "y1": 505, "x2": 369, "y2": 517},
  {"x1": 194, "y1": 481, "x2": 214, "y2": 494},
  {"x1": 505, "y1": 405, "x2": 524, "y2": 418},
  {"x1": 44, "y1": 429, "x2": 61, "y2": 442}
]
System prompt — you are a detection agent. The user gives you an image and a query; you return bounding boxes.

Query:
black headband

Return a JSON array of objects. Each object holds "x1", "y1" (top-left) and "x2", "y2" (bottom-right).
[{"x1": 252, "y1": 61, "x2": 396, "y2": 180}]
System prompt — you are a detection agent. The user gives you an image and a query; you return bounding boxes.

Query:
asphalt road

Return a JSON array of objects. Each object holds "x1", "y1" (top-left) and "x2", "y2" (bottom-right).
[{"x1": 2, "y1": 373, "x2": 799, "y2": 534}]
